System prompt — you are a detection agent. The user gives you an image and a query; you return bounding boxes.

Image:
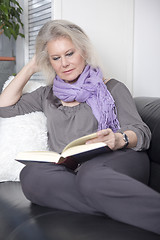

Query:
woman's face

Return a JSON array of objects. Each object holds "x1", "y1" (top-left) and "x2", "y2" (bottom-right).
[{"x1": 47, "y1": 37, "x2": 86, "y2": 83}]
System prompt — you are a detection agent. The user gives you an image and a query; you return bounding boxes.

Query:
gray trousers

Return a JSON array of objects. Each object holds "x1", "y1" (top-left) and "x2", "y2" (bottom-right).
[{"x1": 20, "y1": 149, "x2": 160, "y2": 235}]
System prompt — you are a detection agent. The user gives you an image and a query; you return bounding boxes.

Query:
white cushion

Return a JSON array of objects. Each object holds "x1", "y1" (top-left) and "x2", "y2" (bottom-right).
[{"x1": 0, "y1": 77, "x2": 48, "y2": 182}]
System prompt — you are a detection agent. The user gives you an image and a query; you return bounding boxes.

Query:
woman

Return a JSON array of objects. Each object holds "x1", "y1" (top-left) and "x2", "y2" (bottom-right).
[{"x1": 0, "y1": 20, "x2": 159, "y2": 234}]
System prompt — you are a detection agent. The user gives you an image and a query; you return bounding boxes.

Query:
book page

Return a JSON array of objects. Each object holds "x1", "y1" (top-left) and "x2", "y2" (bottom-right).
[
  {"x1": 62, "y1": 132, "x2": 97, "y2": 153},
  {"x1": 16, "y1": 151, "x2": 60, "y2": 163}
]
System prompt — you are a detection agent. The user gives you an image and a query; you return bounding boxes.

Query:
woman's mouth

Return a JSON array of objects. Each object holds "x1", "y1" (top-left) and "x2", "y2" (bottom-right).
[{"x1": 63, "y1": 69, "x2": 74, "y2": 74}]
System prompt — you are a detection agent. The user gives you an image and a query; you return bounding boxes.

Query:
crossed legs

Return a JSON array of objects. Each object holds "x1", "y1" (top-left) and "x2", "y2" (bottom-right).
[{"x1": 20, "y1": 149, "x2": 160, "y2": 234}]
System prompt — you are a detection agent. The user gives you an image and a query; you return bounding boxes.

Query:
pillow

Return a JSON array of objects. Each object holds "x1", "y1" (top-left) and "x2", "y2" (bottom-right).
[{"x1": 0, "y1": 77, "x2": 48, "y2": 182}]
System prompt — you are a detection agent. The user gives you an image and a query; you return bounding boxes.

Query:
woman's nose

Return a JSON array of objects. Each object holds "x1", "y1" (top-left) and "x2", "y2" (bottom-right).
[{"x1": 61, "y1": 57, "x2": 69, "y2": 68}]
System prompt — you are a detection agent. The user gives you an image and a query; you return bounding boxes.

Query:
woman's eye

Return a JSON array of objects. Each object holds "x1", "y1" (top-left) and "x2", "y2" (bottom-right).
[
  {"x1": 66, "y1": 52, "x2": 74, "y2": 57},
  {"x1": 52, "y1": 57, "x2": 60, "y2": 61}
]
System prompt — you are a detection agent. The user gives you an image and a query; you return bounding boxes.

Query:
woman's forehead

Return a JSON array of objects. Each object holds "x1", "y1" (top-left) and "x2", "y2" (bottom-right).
[{"x1": 47, "y1": 38, "x2": 76, "y2": 55}]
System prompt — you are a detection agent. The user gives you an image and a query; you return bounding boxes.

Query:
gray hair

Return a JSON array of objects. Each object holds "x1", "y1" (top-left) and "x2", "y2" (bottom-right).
[{"x1": 35, "y1": 19, "x2": 99, "y2": 84}]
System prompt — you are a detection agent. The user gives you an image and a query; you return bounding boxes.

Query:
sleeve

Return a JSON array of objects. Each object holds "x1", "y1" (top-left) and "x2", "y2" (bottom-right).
[
  {"x1": 0, "y1": 86, "x2": 50, "y2": 118},
  {"x1": 107, "y1": 79, "x2": 151, "y2": 151}
]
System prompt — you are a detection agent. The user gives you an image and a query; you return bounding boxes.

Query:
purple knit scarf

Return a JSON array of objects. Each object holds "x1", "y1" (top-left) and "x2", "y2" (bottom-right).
[{"x1": 53, "y1": 65, "x2": 120, "y2": 132}]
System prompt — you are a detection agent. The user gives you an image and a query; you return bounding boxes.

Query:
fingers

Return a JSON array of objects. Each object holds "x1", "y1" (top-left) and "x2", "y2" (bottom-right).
[
  {"x1": 86, "y1": 129, "x2": 113, "y2": 144},
  {"x1": 28, "y1": 55, "x2": 40, "y2": 73},
  {"x1": 97, "y1": 128, "x2": 112, "y2": 137}
]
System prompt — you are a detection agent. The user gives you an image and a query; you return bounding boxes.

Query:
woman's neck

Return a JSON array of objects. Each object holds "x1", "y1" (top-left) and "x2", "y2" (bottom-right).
[{"x1": 61, "y1": 100, "x2": 80, "y2": 107}]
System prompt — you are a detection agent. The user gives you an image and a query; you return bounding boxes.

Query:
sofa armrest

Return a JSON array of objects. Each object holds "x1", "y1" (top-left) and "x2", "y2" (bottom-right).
[
  {"x1": 135, "y1": 97, "x2": 160, "y2": 192},
  {"x1": 135, "y1": 97, "x2": 160, "y2": 164}
]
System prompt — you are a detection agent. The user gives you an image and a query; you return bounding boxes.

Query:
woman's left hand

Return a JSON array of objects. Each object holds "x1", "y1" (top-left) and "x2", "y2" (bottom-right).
[
  {"x1": 86, "y1": 129, "x2": 137, "y2": 150},
  {"x1": 86, "y1": 129, "x2": 119, "y2": 150}
]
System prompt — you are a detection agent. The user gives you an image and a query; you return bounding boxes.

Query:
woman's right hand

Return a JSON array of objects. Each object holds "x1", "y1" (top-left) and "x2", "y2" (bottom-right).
[{"x1": 27, "y1": 55, "x2": 40, "y2": 74}]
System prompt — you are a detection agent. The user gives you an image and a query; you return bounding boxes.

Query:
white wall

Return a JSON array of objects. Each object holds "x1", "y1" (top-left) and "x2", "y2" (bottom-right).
[
  {"x1": 54, "y1": 0, "x2": 134, "y2": 92},
  {"x1": 133, "y1": 0, "x2": 160, "y2": 97},
  {"x1": 17, "y1": 0, "x2": 160, "y2": 97}
]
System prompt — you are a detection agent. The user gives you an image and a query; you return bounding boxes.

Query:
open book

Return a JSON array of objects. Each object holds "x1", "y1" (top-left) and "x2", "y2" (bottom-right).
[{"x1": 15, "y1": 132, "x2": 111, "y2": 169}]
